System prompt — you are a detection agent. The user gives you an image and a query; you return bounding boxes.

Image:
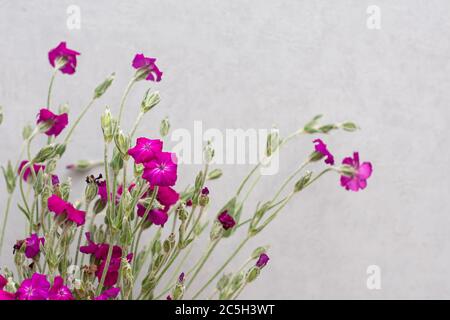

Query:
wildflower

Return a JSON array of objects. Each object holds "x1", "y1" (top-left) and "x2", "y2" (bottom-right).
[
  {"x1": 37, "y1": 108, "x2": 68, "y2": 137},
  {"x1": 201, "y1": 187, "x2": 209, "y2": 195},
  {"x1": 48, "y1": 276, "x2": 73, "y2": 300},
  {"x1": 18, "y1": 160, "x2": 45, "y2": 182},
  {"x1": 142, "y1": 152, "x2": 178, "y2": 187},
  {"x1": 128, "y1": 137, "x2": 163, "y2": 164},
  {"x1": 137, "y1": 206, "x2": 169, "y2": 226},
  {"x1": 155, "y1": 186, "x2": 179, "y2": 208},
  {"x1": 312, "y1": 139, "x2": 334, "y2": 165},
  {"x1": 96, "y1": 253, "x2": 133, "y2": 287},
  {"x1": 218, "y1": 211, "x2": 236, "y2": 230},
  {"x1": 14, "y1": 233, "x2": 45, "y2": 259},
  {"x1": 340, "y1": 152, "x2": 373, "y2": 192},
  {"x1": 47, "y1": 194, "x2": 86, "y2": 226},
  {"x1": 186, "y1": 199, "x2": 193, "y2": 207},
  {"x1": 48, "y1": 41, "x2": 80, "y2": 75},
  {"x1": 255, "y1": 253, "x2": 270, "y2": 268},
  {"x1": 0, "y1": 290, "x2": 15, "y2": 300},
  {"x1": 95, "y1": 287, "x2": 120, "y2": 300},
  {"x1": 51, "y1": 174, "x2": 60, "y2": 185},
  {"x1": 79, "y1": 233, "x2": 122, "y2": 260},
  {"x1": 132, "y1": 53, "x2": 163, "y2": 82},
  {"x1": 16, "y1": 273, "x2": 50, "y2": 300}
]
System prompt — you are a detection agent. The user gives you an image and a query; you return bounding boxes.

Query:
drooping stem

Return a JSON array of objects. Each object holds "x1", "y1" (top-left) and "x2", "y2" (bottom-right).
[{"x1": 117, "y1": 77, "x2": 136, "y2": 131}]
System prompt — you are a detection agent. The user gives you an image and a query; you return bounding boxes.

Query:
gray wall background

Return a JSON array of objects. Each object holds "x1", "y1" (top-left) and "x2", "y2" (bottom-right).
[{"x1": 0, "y1": 0, "x2": 449, "y2": 299}]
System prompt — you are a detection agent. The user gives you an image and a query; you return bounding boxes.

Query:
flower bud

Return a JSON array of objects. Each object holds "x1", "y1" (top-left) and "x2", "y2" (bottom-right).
[
  {"x1": 341, "y1": 121, "x2": 358, "y2": 132},
  {"x1": 101, "y1": 107, "x2": 116, "y2": 143},
  {"x1": 46, "y1": 159, "x2": 58, "y2": 174},
  {"x1": 319, "y1": 124, "x2": 338, "y2": 133},
  {"x1": 0, "y1": 105, "x2": 3, "y2": 125},
  {"x1": 266, "y1": 128, "x2": 280, "y2": 157},
  {"x1": 231, "y1": 272, "x2": 245, "y2": 291},
  {"x1": 159, "y1": 117, "x2": 170, "y2": 137},
  {"x1": 303, "y1": 114, "x2": 323, "y2": 134},
  {"x1": 216, "y1": 273, "x2": 231, "y2": 291},
  {"x1": 58, "y1": 103, "x2": 70, "y2": 114},
  {"x1": 294, "y1": 171, "x2": 312, "y2": 192},
  {"x1": 22, "y1": 124, "x2": 33, "y2": 140},
  {"x1": 55, "y1": 143, "x2": 66, "y2": 157},
  {"x1": 119, "y1": 217, "x2": 133, "y2": 246},
  {"x1": 33, "y1": 145, "x2": 56, "y2": 163},
  {"x1": 251, "y1": 246, "x2": 269, "y2": 259},
  {"x1": 204, "y1": 141, "x2": 215, "y2": 163},
  {"x1": 210, "y1": 221, "x2": 224, "y2": 241},
  {"x1": 1, "y1": 161, "x2": 16, "y2": 194},
  {"x1": 207, "y1": 168, "x2": 222, "y2": 180},
  {"x1": 110, "y1": 148, "x2": 124, "y2": 175},
  {"x1": 93, "y1": 199, "x2": 107, "y2": 214},
  {"x1": 114, "y1": 130, "x2": 131, "y2": 159},
  {"x1": 59, "y1": 178, "x2": 71, "y2": 201},
  {"x1": 141, "y1": 89, "x2": 160, "y2": 113},
  {"x1": 66, "y1": 160, "x2": 101, "y2": 172},
  {"x1": 94, "y1": 73, "x2": 115, "y2": 99},
  {"x1": 246, "y1": 266, "x2": 260, "y2": 283},
  {"x1": 309, "y1": 151, "x2": 325, "y2": 162},
  {"x1": 33, "y1": 169, "x2": 45, "y2": 193},
  {"x1": 134, "y1": 163, "x2": 144, "y2": 178}
]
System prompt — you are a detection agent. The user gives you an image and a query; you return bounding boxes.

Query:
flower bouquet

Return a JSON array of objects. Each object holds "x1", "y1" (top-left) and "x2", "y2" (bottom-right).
[{"x1": 0, "y1": 42, "x2": 372, "y2": 300}]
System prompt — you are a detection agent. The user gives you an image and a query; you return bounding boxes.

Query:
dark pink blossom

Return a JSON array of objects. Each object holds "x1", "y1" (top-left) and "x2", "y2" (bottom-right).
[
  {"x1": 47, "y1": 194, "x2": 86, "y2": 226},
  {"x1": 18, "y1": 160, "x2": 45, "y2": 182},
  {"x1": 37, "y1": 108, "x2": 68, "y2": 137},
  {"x1": 48, "y1": 42, "x2": 80, "y2": 75},
  {"x1": 132, "y1": 53, "x2": 163, "y2": 82},
  {"x1": 14, "y1": 233, "x2": 45, "y2": 259},
  {"x1": 142, "y1": 152, "x2": 178, "y2": 187},
  {"x1": 128, "y1": 137, "x2": 163, "y2": 164},
  {"x1": 201, "y1": 187, "x2": 209, "y2": 195},
  {"x1": 0, "y1": 290, "x2": 15, "y2": 300},
  {"x1": 96, "y1": 253, "x2": 133, "y2": 287},
  {"x1": 137, "y1": 205, "x2": 169, "y2": 226},
  {"x1": 155, "y1": 186, "x2": 179, "y2": 208},
  {"x1": 95, "y1": 287, "x2": 121, "y2": 300},
  {"x1": 48, "y1": 276, "x2": 73, "y2": 300},
  {"x1": 0, "y1": 275, "x2": 7, "y2": 289},
  {"x1": 51, "y1": 174, "x2": 60, "y2": 185},
  {"x1": 256, "y1": 253, "x2": 270, "y2": 268},
  {"x1": 313, "y1": 139, "x2": 334, "y2": 165},
  {"x1": 79, "y1": 233, "x2": 122, "y2": 260},
  {"x1": 16, "y1": 273, "x2": 50, "y2": 300},
  {"x1": 340, "y1": 152, "x2": 373, "y2": 192},
  {"x1": 218, "y1": 211, "x2": 236, "y2": 230},
  {"x1": 186, "y1": 199, "x2": 193, "y2": 207}
]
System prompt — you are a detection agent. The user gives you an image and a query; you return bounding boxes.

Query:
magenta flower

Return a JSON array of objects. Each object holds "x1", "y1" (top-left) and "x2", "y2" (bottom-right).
[
  {"x1": 37, "y1": 108, "x2": 68, "y2": 137},
  {"x1": 51, "y1": 174, "x2": 60, "y2": 185},
  {"x1": 137, "y1": 205, "x2": 169, "y2": 226},
  {"x1": 256, "y1": 253, "x2": 270, "y2": 268},
  {"x1": 142, "y1": 152, "x2": 178, "y2": 187},
  {"x1": 48, "y1": 42, "x2": 80, "y2": 75},
  {"x1": 47, "y1": 194, "x2": 86, "y2": 226},
  {"x1": 186, "y1": 199, "x2": 193, "y2": 207},
  {"x1": 18, "y1": 160, "x2": 45, "y2": 182},
  {"x1": 16, "y1": 273, "x2": 50, "y2": 300},
  {"x1": 201, "y1": 187, "x2": 209, "y2": 195},
  {"x1": 0, "y1": 275, "x2": 7, "y2": 289},
  {"x1": 15, "y1": 233, "x2": 45, "y2": 259},
  {"x1": 79, "y1": 233, "x2": 122, "y2": 260},
  {"x1": 340, "y1": 152, "x2": 373, "y2": 191},
  {"x1": 218, "y1": 211, "x2": 236, "y2": 230},
  {"x1": 128, "y1": 137, "x2": 163, "y2": 164},
  {"x1": 95, "y1": 287, "x2": 121, "y2": 300},
  {"x1": 96, "y1": 253, "x2": 133, "y2": 287},
  {"x1": 48, "y1": 276, "x2": 73, "y2": 300},
  {"x1": 155, "y1": 186, "x2": 179, "y2": 208},
  {"x1": 313, "y1": 139, "x2": 334, "y2": 165},
  {"x1": 132, "y1": 53, "x2": 163, "y2": 82},
  {"x1": 0, "y1": 290, "x2": 15, "y2": 300}
]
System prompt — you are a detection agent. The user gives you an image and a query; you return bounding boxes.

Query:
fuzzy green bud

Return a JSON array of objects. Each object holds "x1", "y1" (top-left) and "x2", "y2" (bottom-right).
[
  {"x1": 22, "y1": 124, "x2": 33, "y2": 140},
  {"x1": 294, "y1": 171, "x2": 312, "y2": 192},
  {"x1": 58, "y1": 103, "x2": 70, "y2": 114},
  {"x1": 251, "y1": 246, "x2": 269, "y2": 259},
  {"x1": 33, "y1": 144, "x2": 56, "y2": 163},
  {"x1": 341, "y1": 122, "x2": 358, "y2": 132},
  {"x1": 246, "y1": 266, "x2": 260, "y2": 283},
  {"x1": 101, "y1": 107, "x2": 116, "y2": 143},
  {"x1": 266, "y1": 128, "x2": 280, "y2": 157},
  {"x1": 84, "y1": 182, "x2": 98, "y2": 203},
  {"x1": 33, "y1": 169, "x2": 45, "y2": 193},
  {"x1": 159, "y1": 117, "x2": 170, "y2": 137},
  {"x1": 2, "y1": 161, "x2": 16, "y2": 194},
  {"x1": 141, "y1": 89, "x2": 160, "y2": 113},
  {"x1": 94, "y1": 73, "x2": 115, "y2": 99},
  {"x1": 217, "y1": 273, "x2": 231, "y2": 291},
  {"x1": 207, "y1": 168, "x2": 222, "y2": 180},
  {"x1": 114, "y1": 130, "x2": 130, "y2": 159}
]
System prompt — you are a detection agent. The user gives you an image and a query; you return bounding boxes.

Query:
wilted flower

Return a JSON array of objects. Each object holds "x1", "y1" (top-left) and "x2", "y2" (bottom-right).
[
  {"x1": 48, "y1": 276, "x2": 73, "y2": 300},
  {"x1": 340, "y1": 152, "x2": 373, "y2": 192},
  {"x1": 48, "y1": 41, "x2": 80, "y2": 75},
  {"x1": 128, "y1": 137, "x2": 163, "y2": 164},
  {"x1": 47, "y1": 194, "x2": 86, "y2": 226},
  {"x1": 14, "y1": 233, "x2": 45, "y2": 259},
  {"x1": 255, "y1": 253, "x2": 270, "y2": 268},
  {"x1": 218, "y1": 211, "x2": 236, "y2": 230},
  {"x1": 312, "y1": 139, "x2": 334, "y2": 165},
  {"x1": 18, "y1": 160, "x2": 45, "y2": 182},
  {"x1": 132, "y1": 53, "x2": 163, "y2": 82},
  {"x1": 142, "y1": 152, "x2": 178, "y2": 187},
  {"x1": 37, "y1": 108, "x2": 68, "y2": 137},
  {"x1": 16, "y1": 273, "x2": 50, "y2": 300},
  {"x1": 201, "y1": 187, "x2": 209, "y2": 195}
]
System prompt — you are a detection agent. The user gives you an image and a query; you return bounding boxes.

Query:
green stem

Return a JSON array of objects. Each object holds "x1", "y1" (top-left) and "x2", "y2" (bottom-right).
[
  {"x1": 191, "y1": 236, "x2": 250, "y2": 299},
  {"x1": 47, "y1": 70, "x2": 57, "y2": 109},
  {"x1": 117, "y1": 77, "x2": 136, "y2": 130},
  {"x1": 74, "y1": 201, "x2": 90, "y2": 266},
  {"x1": 96, "y1": 232, "x2": 115, "y2": 295},
  {"x1": 0, "y1": 194, "x2": 13, "y2": 257},
  {"x1": 63, "y1": 99, "x2": 96, "y2": 145},
  {"x1": 186, "y1": 239, "x2": 220, "y2": 291}
]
